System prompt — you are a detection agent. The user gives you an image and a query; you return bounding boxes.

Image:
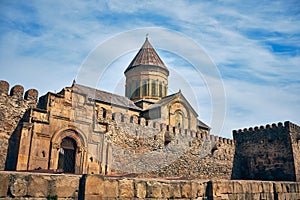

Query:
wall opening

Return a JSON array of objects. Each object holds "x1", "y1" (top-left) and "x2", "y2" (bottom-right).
[{"x1": 58, "y1": 137, "x2": 77, "y2": 173}]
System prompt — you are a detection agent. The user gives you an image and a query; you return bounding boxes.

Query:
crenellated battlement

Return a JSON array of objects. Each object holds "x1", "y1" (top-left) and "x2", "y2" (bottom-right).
[
  {"x1": 231, "y1": 121, "x2": 299, "y2": 181},
  {"x1": 284, "y1": 121, "x2": 300, "y2": 133},
  {"x1": 210, "y1": 134, "x2": 234, "y2": 146},
  {"x1": 0, "y1": 80, "x2": 38, "y2": 103},
  {"x1": 97, "y1": 108, "x2": 213, "y2": 142},
  {"x1": 232, "y1": 121, "x2": 290, "y2": 136},
  {"x1": 94, "y1": 107, "x2": 236, "y2": 148}
]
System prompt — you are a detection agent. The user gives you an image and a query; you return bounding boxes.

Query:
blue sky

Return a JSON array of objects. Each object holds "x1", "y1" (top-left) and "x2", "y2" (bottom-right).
[{"x1": 0, "y1": 0, "x2": 299, "y2": 138}]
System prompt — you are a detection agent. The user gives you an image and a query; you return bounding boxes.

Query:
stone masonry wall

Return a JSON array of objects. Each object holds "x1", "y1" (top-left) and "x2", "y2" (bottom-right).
[
  {"x1": 232, "y1": 122, "x2": 296, "y2": 181},
  {"x1": 288, "y1": 122, "x2": 300, "y2": 181},
  {"x1": 0, "y1": 80, "x2": 38, "y2": 170},
  {"x1": 96, "y1": 110, "x2": 234, "y2": 179},
  {"x1": 1, "y1": 171, "x2": 300, "y2": 199}
]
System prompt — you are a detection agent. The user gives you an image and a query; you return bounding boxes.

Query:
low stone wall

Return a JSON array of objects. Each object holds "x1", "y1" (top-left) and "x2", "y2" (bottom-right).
[
  {"x1": 0, "y1": 171, "x2": 300, "y2": 199},
  {"x1": 82, "y1": 175, "x2": 208, "y2": 199},
  {"x1": 0, "y1": 171, "x2": 81, "y2": 199},
  {"x1": 210, "y1": 180, "x2": 300, "y2": 200}
]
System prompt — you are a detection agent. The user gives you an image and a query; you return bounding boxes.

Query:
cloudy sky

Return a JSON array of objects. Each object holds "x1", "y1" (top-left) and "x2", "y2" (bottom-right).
[{"x1": 0, "y1": 0, "x2": 299, "y2": 138}]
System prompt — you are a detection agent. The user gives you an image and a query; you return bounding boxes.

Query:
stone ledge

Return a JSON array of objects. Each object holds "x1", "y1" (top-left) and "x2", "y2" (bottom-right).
[{"x1": 0, "y1": 172, "x2": 300, "y2": 199}]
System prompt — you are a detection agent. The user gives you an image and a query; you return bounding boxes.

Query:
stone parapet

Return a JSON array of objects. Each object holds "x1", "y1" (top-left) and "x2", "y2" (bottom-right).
[{"x1": 1, "y1": 172, "x2": 300, "y2": 199}]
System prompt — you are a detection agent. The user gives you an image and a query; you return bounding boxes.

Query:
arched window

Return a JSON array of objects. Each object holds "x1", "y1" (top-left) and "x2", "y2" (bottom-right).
[
  {"x1": 102, "y1": 107, "x2": 107, "y2": 118},
  {"x1": 159, "y1": 82, "x2": 163, "y2": 97},
  {"x1": 151, "y1": 81, "x2": 156, "y2": 96},
  {"x1": 143, "y1": 81, "x2": 147, "y2": 96},
  {"x1": 174, "y1": 110, "x2": 184, "y2": 129}
]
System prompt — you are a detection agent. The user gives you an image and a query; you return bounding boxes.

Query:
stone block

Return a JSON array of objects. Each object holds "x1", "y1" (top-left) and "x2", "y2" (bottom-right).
[
  {"x1": 27, "y1": 175, "x2": 49, "y2": 197},
  {"x1": 0, "y1": 173, "x2": 10, "y2": 197},
  {"x1": 262, "y1": 182, "x2": 273, "y2": 193},
  {"x1": 146, "y1": 181, "x2": 162, "y2": 198},
  {"x1": 182, "y1": 182, "x2": 191, "y2": 198},
  {"x1": 171, "y1": 182, "x2": 181, "y2": 198},
  {"x1": 50, "y1": 175, "x2": 80, "y2": 198},
  {"x1": 161, "y1": 183, "x2": 172, "y2": 198},
  {"x1": 212, "y1": 180, "x2": 233, "y2": 196},
  {"x1": 103, "y1": 179, "x2": 118, "y2": 198},
  {"x1": 135, "y1": 181, "x2": 146, "y2": 198},
  {"x1": 119, "y1": 179, "x2": 134, "y2": 198},
  {"x1": 10, "y1": 177, "x2": 28, "y2": 197},
  {"x1": 274, "y1": 182, "x2": 283, "y2": 193},
  {"x1": 191, "y1": 181, "x2": 207, "y2": 198},
  {"x1": 260, "y1": 192, "x2": 274, "y2": 199},
  {"x1": 84, "y1": 175, "x2": 104, "y2": 195},
  {"x1": 232, "y1": 181, "x2": 243, "y2": 194},
  {"x1": 251, "y1": 182, "x2": 262, "y2": 193}
]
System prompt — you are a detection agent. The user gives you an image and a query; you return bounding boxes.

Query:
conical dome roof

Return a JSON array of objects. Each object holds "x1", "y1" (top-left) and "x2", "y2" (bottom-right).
[{"x1": 124, "y1": 37, "x2": 168, "y2": 73}]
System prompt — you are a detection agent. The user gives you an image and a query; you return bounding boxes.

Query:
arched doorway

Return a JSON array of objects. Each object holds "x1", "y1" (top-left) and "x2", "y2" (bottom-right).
[{"x1": 57, "y1": 137, "x2": 77, "y2": 173}]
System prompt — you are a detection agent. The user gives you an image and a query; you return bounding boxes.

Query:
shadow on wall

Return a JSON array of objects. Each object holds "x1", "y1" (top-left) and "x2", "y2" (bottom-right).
[{"x1": 5, "y1": 110, "x2": 30, "y2": 171}]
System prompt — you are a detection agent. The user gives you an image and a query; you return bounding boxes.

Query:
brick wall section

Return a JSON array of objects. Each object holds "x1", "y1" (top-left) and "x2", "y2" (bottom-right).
[
  {"x1": 232, "y1": 122, "x2": 297, "y2": 181},
  {"x1": 0, "y1": 81, "x2": 37, "y2": 170},
  {"x1": 1, "y1": 172, "x2": 299, "y2": 199}
]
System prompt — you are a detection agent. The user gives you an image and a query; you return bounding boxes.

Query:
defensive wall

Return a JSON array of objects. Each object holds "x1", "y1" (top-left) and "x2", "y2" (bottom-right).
[
  {"x1": 0, "y1": 171, "x2": 300, "y2": 199},
  {"x1": 0, "y1": 80, "x2": 38, "y2": 170},
  {"x1": 232, "y1": 121, "x2": 300, "y2": 182}
]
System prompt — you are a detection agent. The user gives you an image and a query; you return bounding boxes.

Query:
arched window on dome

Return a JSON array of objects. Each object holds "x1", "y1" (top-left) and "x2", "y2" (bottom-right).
[
  {"x1": 143, "y1": 80, "x2": 147, "y2": 96},
  {"x1": 151, "y1": 81, "x2": 156, "y2": 96},
  {"x1": 159, "y1": 82, "x2": 163, "y2": 97}
]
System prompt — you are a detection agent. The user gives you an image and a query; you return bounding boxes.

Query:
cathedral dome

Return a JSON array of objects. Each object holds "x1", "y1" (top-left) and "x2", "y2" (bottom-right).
[
  {"x1": 124, "y1": 37, "x2": 169, "y2": 107},
  {"x1": 124, "y1": 36, "x2": 169, "y2": 74}
]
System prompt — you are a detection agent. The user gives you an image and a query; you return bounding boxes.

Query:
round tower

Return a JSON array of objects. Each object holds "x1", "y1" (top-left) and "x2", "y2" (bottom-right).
[{"x1": 124, "y1": 37, "x2": 169, "y2": 107}]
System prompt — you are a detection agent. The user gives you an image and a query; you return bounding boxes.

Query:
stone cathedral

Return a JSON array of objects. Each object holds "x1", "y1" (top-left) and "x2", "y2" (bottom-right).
[{"x1": 1, "y1": 37, "x2": 300, "y2": 183}]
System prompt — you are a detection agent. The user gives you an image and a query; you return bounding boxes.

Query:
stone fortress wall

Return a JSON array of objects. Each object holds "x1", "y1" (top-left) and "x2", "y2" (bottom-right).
[
  {"x1": 96, "y1": 109, "x2": 234, "y2": 179},
  {"x1": 232, "y1": 121, "x2": 300, "y2": 182},
  {"x1": 0, "y1": 80, "x2": 38, "y2": 170}
]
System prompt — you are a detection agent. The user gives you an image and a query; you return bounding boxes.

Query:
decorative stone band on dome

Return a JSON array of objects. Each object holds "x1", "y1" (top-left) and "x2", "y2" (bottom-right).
[{"x1": 124, "y1": 37, "x2": 169, "y2": 74}]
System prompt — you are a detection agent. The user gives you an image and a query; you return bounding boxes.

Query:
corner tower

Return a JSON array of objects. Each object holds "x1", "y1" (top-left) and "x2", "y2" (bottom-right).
[{"x1": 124, "y1": 37, "x2": 169, "y2": 109}]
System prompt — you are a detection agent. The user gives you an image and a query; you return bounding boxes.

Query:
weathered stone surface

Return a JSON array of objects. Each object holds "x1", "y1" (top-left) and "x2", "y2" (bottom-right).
[
  {"x1": 119, "y1": 179, "x2": 134, "y2": 198},
  {"x1": 191, "y1": 180, "x2": 207, "y2": 198},
  {"x1": 171, "y1": 182, "x2": 182, "y2": 198},
  {"x1": 232, "y1": 121, "x2": 300, "y2": 181},
  {"x1": 10, "y1": 177, "x2": 28, "y2": 197},
  {"x1": 103, "y1": 179, "x2": 118, "y2": 198},
  {"x1": 1, "y1": 172, "x2": 300, "y2": 199},
  {"x1": 27, "y1": 175, "x2": 49, "y2": 197},
  {"x1": 135, "y1": 181, "x2": 147, "y2": 198},
  {"x1": 182, "y1": 182, "x2": 192, "y2": 198},
  {"x1": 83, "y1": 175, "x2": 104, "y2": 195},
  {"x1": 146, "y1": 181, "x2": 162, "y2": 198},
  {"x1": 49, "y1": 175, "x2": 80, "y2": 198},
  {"x1": 0, "y1": 173, "x2": 10, "y2": 197}
]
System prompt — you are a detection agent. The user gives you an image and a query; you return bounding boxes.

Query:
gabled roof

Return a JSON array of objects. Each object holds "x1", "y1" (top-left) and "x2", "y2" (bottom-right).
[
  {"x1": 197, "y1": 119, "x2": 210, "y2": 130},
  {"x1": 73, "y1": 84, "x2": 141, "y2": 111},
  {"x1": 146, "y1": 90, "x2": 198, "y2": 117},
  {"x1": 124, "y1": 37, "x2": 168, "y2": 73}
]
